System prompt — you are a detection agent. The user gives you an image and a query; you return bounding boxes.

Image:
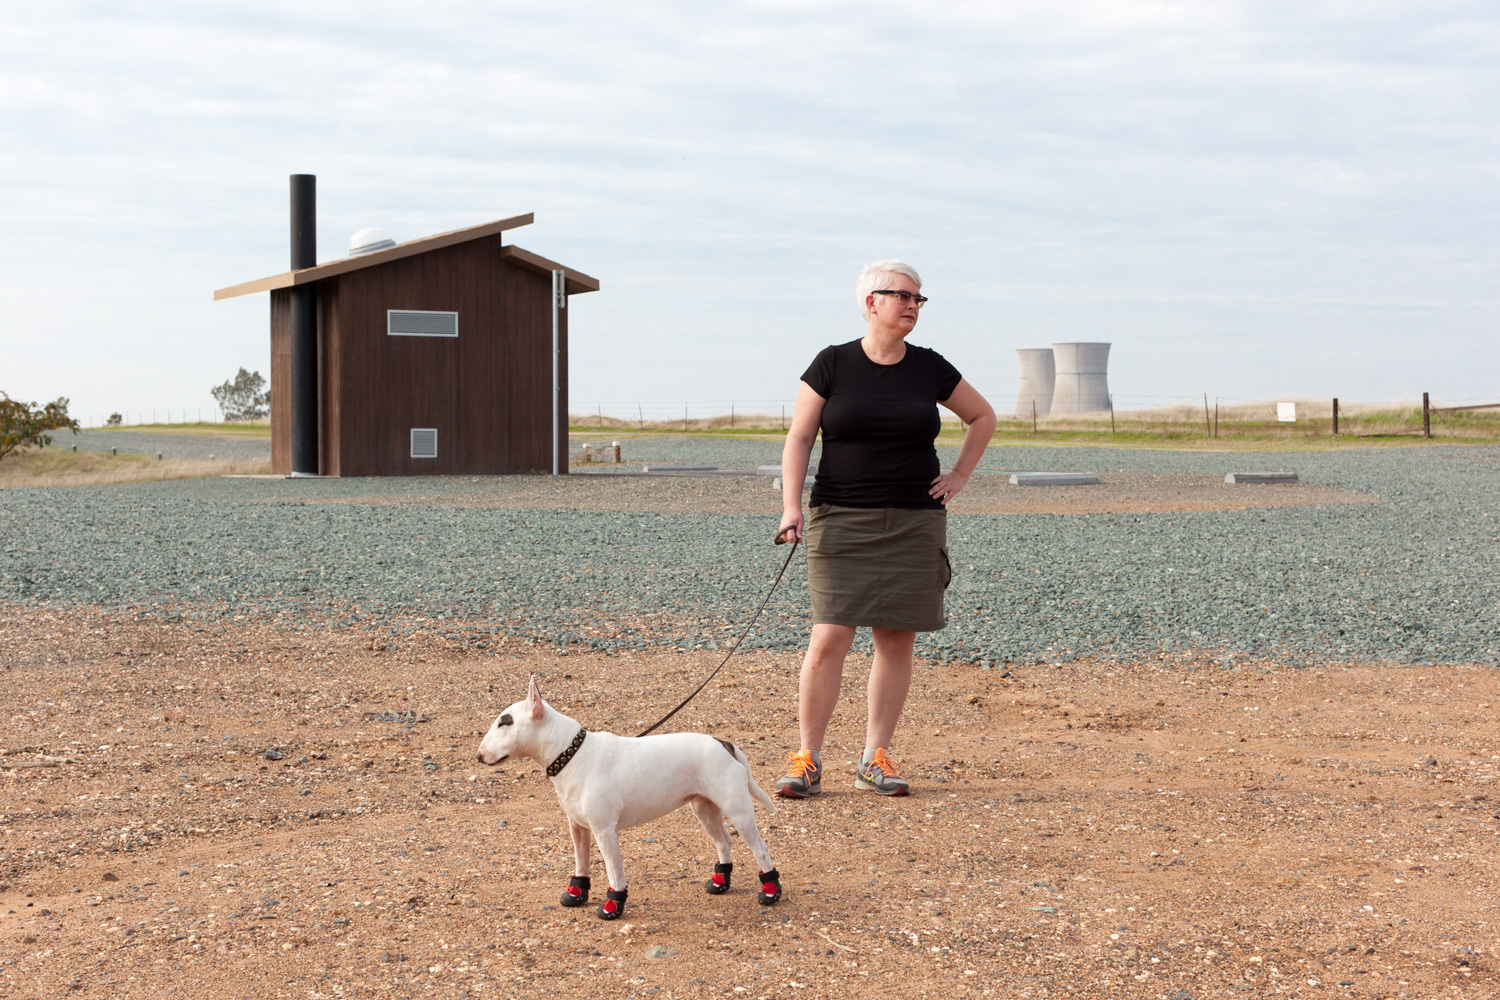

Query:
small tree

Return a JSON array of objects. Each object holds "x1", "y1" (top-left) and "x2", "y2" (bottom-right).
[
  {"x1": 0, "y1": 394, "x2": 80, "y2": 462},
  {"x1": 211, "y1": 368, "x2": 270, "y2": 422},
  {"x1": 106, "y1": 412, "x2": 122, "y2": 426}
]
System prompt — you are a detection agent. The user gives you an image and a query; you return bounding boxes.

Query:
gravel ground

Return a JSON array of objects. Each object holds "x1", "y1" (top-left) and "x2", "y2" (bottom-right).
[
  {"x1": 571, "y1": 433, "x2": 807, "y2": 470},
  {"x1": 3, "y1": 439, "x2": 1498, "y2": 666},
  {"x1": 45, "y1": 429, "x2": 271, "y2": 463}
]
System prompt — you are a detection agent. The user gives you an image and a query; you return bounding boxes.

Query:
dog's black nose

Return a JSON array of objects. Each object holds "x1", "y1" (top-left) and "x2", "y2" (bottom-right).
[{"x1": 475, "y1": 752, "x2": 485, "y2": 763}]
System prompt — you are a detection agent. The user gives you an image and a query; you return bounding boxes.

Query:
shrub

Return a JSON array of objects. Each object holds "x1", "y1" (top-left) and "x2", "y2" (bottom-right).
[
  {"x1": 0, "y1": 394, "x2": 80, "y2": 462},
  {"x1": 106, "y1": 412, "x2": 122, "y2": 426}
]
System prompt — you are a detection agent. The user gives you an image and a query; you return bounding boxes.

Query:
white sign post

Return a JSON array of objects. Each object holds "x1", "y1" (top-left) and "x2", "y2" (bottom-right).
[{"x1": 1276, "y1": 402, "x2": 1297, "y2": 423}]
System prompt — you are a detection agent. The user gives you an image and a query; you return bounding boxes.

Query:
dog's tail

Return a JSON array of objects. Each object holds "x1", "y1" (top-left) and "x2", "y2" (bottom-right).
[{"x1": 731, "y1": 744, "x2": 778, "y2": 813}]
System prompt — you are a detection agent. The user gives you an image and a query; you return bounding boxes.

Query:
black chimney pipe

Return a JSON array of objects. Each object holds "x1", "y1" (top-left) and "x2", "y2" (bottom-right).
[{"x1": 289, "y1": 174, "x2": 318, "y2": 476}]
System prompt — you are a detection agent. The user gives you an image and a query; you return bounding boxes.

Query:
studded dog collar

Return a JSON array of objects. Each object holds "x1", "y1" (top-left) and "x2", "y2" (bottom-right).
[{"x1": 546, "y1": 727, "x2": 588, "y2": 778}]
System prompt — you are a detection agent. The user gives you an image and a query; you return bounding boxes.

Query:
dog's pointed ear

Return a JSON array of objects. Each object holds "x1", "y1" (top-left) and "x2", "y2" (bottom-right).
[{"x1": 527, "y1": 674, "x2": 545, "y2": 721}]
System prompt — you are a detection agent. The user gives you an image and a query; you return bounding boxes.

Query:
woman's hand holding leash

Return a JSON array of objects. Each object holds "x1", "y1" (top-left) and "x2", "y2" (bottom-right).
[{"x1": 776, "y1": 517, "x2": 803, "y2": 545}]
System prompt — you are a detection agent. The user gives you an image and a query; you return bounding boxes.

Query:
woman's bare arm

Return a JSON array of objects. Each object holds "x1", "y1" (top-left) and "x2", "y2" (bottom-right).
[
  {"x1": 929, "y1": 378, "x2": 997, "y2": 504},
  {"x1": 778, "y1": 380, "x2": 827, "y2": 542}
]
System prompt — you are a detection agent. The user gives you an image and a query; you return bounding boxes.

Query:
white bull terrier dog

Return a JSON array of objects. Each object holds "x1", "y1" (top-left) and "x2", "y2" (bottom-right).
[{"x1": 476, "y1": 675, "x2": 782, "y2": 920}]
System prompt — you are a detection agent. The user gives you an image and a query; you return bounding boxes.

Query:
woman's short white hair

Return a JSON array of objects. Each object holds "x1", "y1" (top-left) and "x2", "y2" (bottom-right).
[{"x1": 856, "y1": 260, "x2": 922, "y2": 321}]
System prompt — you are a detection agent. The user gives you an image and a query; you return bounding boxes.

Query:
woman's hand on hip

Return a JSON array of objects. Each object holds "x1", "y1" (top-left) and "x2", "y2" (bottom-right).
[
  {"x1": 929, "y1": 469, "x2": 971, "y2": 505},
  {"x1": 777, "y1": 510, "x2": 805, "y2": 544}
]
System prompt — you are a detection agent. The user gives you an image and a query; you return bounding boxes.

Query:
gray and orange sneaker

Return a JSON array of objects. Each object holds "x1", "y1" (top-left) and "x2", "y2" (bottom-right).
[
  {"x1": 855, "y1": 748, "x2": 909, "y2": 796},
  {"x1": 775, "y1": 750, "x2": 822, "y2": 798}
]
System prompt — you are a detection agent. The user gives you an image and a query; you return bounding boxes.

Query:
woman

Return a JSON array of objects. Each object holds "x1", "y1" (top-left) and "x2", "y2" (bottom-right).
[{"x1": 775, "y1": 260, "x2": 996, "y2": 798}]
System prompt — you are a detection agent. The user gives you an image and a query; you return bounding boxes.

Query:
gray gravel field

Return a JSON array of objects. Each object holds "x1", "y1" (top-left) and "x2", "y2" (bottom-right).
[
  {"x1": 45, "y1": 428, "x2": 271, "y2": 462},
  {"x1": 3, "y1": 438, "x2": 1497, "y2": 666}
]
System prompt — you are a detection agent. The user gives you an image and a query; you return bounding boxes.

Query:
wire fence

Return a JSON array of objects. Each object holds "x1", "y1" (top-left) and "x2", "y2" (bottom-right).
[
  {"x1": 570, "y1": 394, "x2": 1500, "y2": 439},
  {"x1": 86, "y1": 394, "x2": 1500, "y2": 440},
  {"x1": 80, "y1": 408, "x2": 263, "y2": 429}
]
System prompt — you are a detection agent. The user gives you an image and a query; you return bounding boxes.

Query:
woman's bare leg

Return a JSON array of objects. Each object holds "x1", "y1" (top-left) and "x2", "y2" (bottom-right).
[
  {"x1": 798, "y1": 624, "x2": 856, "y2": 752},
  {"x1": 865, "y1": 627, "x2": 915, "y2": 752}
]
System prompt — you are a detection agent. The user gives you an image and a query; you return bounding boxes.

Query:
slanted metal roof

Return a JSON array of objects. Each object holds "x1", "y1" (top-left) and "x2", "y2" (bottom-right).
[{"x1": 213, "y1": 213, "x2": 600, "y2": 300}]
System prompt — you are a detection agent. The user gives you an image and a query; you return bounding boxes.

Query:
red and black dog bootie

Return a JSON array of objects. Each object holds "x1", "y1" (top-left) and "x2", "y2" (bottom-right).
[
  {"x1": 597, "y1": 887, "x2": 628, "y2": 921},
  {"x1": 705, "y1": 862, "x2": 733, "y2": 895},
  {"x1": 560, "y1": 875, "x2": 590, "y2": 907},
  {"x1": 757, "y1": 869, "x2": 782, "y2": 905}
]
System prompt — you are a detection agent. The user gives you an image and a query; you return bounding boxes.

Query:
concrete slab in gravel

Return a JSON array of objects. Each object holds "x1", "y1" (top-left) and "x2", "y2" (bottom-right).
[
  {"x1": 1009, "y1": 472, "x2": 1101, "y2": 486},
  {"x1": 641, "y1": 464, "x2": 719, "y2": 473},
  {"x1": 772, "y1": 476, "x2": 814, "y2": 491},
  {"x1": 1226, "y1": 473, "x2": 1299, "y2": 485}
]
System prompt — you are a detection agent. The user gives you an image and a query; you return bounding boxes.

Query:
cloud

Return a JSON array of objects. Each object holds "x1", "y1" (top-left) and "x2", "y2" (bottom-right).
[{"x1": 0, "y1": 0, "x2": 1496, "y2": 420}]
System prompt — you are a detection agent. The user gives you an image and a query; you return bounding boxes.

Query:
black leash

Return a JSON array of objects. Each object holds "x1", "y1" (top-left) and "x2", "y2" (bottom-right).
[{"x1": 635, "y1": 528, "x2": 801, "y2": 737}]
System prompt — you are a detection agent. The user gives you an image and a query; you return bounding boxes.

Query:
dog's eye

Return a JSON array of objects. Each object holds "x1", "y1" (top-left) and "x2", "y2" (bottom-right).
[{"x1": 497, "y1": 713, "x2": 513, "y2": 727}]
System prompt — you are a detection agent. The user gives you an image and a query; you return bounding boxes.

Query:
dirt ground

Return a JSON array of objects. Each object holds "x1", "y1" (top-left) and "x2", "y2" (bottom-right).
[{"x1": 1, "y1": 604, "x2": 1495, "y2": 1000}]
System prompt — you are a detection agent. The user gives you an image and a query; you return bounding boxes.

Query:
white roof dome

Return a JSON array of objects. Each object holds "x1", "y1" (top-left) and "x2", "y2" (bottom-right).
[{"x1": 349, "y1": 226, "x2": 396, "y2": 256}]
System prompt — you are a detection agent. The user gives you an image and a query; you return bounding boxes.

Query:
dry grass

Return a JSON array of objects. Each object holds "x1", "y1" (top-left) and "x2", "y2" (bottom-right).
[
  {"x1": 91, "y1": 420, "x2": 271, "y2": 438},
  {"x1": 571, "y1": 399, "x2": 1500, "y2": 449},
  {"x1": 1010, "y1": 400, "x2": 1500, "y2": 444},
  {"x1": 0, "y1": 447, "x2": 270, "y2": 488},
  {"x1": 571, "y1": 411, "x2": 793, "y2": 433}
]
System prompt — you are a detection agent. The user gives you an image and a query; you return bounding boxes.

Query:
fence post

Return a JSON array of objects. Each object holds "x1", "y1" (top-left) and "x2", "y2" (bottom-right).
[
  {"x1": 1423, "y1": 392, "x2": 1431, "y2": 439},
  {"x1": 1109, "y1": 395, "x2": 1115, "y2": 433},
  {"x1": 1332, "y1": 397, "x2": 1339, "y2": 436},
  {"x1": 1214, "y1": 398, "x2": 1219, "y2": 438},
  {"x1": 1032, "y1": 399, "x2": 1037, "y2": 433},
  {"x1": 1203, "y1": 393, "x2": 1211, "y2": 436}
]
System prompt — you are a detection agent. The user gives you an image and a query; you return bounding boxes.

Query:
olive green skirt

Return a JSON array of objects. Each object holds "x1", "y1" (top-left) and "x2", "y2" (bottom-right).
[{"x1": 805, "y1": 504, "x2": 951, "y2": 632}]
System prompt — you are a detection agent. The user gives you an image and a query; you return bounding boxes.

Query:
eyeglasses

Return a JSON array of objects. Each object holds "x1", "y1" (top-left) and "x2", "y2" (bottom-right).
[{"x1": 871, "y1": 289, "x2": 928, "y2": 309}]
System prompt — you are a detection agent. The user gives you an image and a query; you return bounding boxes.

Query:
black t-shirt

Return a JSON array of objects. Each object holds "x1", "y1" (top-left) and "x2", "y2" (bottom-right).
[{"x1": 801, "y1": 339, "x2": 963, "y2": 509}]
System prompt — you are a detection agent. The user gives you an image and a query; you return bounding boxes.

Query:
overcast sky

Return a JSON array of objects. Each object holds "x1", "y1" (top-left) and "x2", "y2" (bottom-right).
[{"x1": 3, "y1": 1, "x2": 1496, "y2": 424}]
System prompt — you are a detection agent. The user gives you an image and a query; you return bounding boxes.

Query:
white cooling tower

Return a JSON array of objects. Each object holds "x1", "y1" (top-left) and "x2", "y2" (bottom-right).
[
  {"x1": 1050, "y1": 342, "x2": 1111, "y2": 413},
  {"x1": 1015, "y1": 349, "x2": 1056, "y2": 418}
]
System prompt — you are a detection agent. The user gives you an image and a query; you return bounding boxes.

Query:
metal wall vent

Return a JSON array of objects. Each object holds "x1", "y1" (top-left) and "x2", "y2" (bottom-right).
[
  {"x1": 410, "y1": 428, "x2": 438, "y2": 459},
  {"x1": 388, "y1": 310, "x2": 458, "y2": 337}
]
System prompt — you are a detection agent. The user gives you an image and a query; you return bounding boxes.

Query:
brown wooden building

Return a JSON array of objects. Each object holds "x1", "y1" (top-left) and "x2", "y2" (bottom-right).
[{"x1": 214, "y1": 213, "x2": 598, "y2": 476}]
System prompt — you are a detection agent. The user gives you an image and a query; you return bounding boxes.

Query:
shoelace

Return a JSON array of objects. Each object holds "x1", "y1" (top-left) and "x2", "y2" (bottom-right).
[
  {"x1": 784, "y1": 750, "x2": 817, "y2": 778},
  {"x1": 866, "y1": 750, "x2": 900, "y2": 777}
]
